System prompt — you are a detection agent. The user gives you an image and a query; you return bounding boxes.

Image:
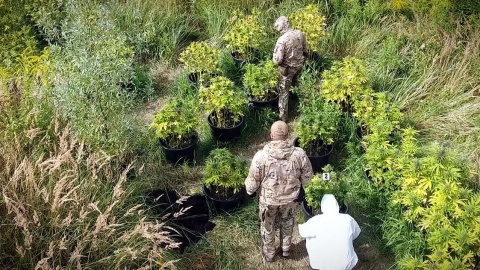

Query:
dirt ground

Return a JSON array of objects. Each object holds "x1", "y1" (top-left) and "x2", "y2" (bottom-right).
[{"x1": 243, "y1": 226, "x2": 393, "y2": 270}]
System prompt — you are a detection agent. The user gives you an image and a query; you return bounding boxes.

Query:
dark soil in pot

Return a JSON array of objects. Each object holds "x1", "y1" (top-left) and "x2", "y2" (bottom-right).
[
  {"x1": 294, "y1": 138, "x2": 334, "y2": 173},
  {"x1": 302, "y1": 199, "x2": 348, "y2": 222},
  {"x1": 202, "y1": 184, "x2": 246, "y2": 214},
  {"x1": 159, "y1": 133, "x2": 198, "y2": 165},
  {"x1": 144, "y1": 189, "x2": 216, "y2": 253},
  {"x1": 207, "y1": 113, "x2": 244, "y2": 142}
]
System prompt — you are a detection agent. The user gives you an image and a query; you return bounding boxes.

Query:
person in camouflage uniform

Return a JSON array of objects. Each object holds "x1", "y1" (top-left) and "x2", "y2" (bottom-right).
[
  {"x1": 245, "y1": 121, "x2": 313, "y2": 262},
  {"x1": 272, "y1": 16, "x2": 307, "y2": 122}
]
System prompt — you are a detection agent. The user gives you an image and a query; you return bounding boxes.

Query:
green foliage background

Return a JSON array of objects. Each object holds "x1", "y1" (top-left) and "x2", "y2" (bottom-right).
[{"x1": 1, "y1": 0, "x2": 480, "y2": 268}]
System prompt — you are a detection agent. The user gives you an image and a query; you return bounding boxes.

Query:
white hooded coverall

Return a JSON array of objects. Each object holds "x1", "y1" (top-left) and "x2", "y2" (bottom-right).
[{"x1": 298, "y1": 194, "x2": 361, "y2": 270}]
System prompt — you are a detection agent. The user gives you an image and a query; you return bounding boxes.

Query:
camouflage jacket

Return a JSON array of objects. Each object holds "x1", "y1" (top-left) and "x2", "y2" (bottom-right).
[
  {"x1": 245, "y1": 140, "x2": 313, "y2": 205},
  {"x1": 272, "y1": 28, "x2": 307, "y2": 69}
]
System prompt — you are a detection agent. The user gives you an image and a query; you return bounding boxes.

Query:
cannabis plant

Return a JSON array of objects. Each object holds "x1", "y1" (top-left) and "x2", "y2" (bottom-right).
[
  {"x1": 199, "y1": 76, "x2": 246, "y2": 128},
  {"x1": 224, "y1": 9, "x2": 265, "y2": 61},
  {"x1": 321, "y1": 57, "x2": 370, "y2": 112},
  {"x1": 243, "y1": 60, "x2": 278, "y2": 101},
  {"x1": 305, "y1": 165, "x2": 349, "y2": 211},
  {"x1": 203, "y1": 148, "x2": 248, "y2": 196},
  {"x1": 296, "y1": 97, "x2": 342, "y2": 154},
  {"x1": 179, "y1": 41, "x2": 220, "y2": 84},
  {"x1": 289, "y1": 4, "x2": 326, "y2": 53},
  {"x1": 149, "y1": 98, "x2": 199, "y2": 149}
]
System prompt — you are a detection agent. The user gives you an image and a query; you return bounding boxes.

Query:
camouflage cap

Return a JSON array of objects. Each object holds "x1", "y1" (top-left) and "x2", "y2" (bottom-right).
[{"x1": 270, "y1": 120, "x2": 288, "y2": 140}]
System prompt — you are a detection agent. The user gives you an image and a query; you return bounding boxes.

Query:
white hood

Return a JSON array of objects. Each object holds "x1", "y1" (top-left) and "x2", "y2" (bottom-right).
[
  {"x1": 321, "y1": 194, "x2": 340, "y2": 214},
  {"x1": 298, "y1": 195, "x2": 361, "y2": 270}
]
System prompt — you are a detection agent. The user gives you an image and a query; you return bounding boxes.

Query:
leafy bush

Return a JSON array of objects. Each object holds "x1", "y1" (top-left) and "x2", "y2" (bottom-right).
[
  {"x1": 389, "y1": 141, "x2": 480, "y2": 268},
  {"x1": 224, "y1": 9, "x2": 266, "y2": 59},
  {"x1": 353, "y1": 92, "x2": 403, "y2": 129},
  {"x1": 289, "y1": 4, "x2": 327, "y2": 53},
  {"x1": 296, "y1": 97, "x2": 343, "y2": 151},
  {"x1": 0, "y1": 1, "x2": 40, "y2": 69},
  {"x1": 51, "y1": 1, "x2": 136, "y2": 153},
  {"x1": 199, "y1": 76, "x2": 246, "y2": 128},
  {"x1": 305, "y1": 165, "x2": 350, "y2": 211},
  {"x1": 321, "y1": 57, "x2": 370, "y2": 111},
  {"x1": 149, "y1": 99, "x2": 199, "y2": 149},
  {"x1": 243, "y1": 60, "x2": 278, "y2": 101},
  {"x1": 203, "y1": 148, "x2": 248, "y2": 195},
  {"x1": 179, "y1": 41, "x2": 220, "y2": 84}
]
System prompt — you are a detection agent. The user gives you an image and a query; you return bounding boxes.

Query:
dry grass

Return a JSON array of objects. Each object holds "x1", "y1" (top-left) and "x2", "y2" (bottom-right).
[{"x1": 0, "y1": 116, "x2": 177, "y2": 269}]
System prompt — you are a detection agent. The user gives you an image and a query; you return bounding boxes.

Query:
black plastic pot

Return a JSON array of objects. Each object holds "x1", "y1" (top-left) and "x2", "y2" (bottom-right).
[
  {"x1": 207, "y1": 113, "x2": 244, "y2": 142},
  {"x1": 159, "y1": 133, "x2": 198, "y2": 165},
  {"x1": 202, "y1": 184, "x2": 246, "y2": 214},
  {"x1": 294, "y1": 138, "x2": 333, "y2": 173},
  {"x1": 249, "y1": 95, "x2": 278, "y2": 110},
  {"x1": 302, "y1": 200, "x2": 348, "y2": 222},
  {"x1": 364, "y1": 169, "x2": 372, "y2": 183},
  {"x1": 356, "y1": 125, "x2": 369, "y2": 141},
  {"x1": 188, "y1": 72, "x2": 199, "y2": 86}
]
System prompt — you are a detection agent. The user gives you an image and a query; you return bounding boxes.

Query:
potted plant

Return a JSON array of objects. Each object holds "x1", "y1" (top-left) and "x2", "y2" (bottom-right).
[
  {"x1": 289, "y1": 4, "x2": 326, "y2": 59},
  {"x1": 321, "y1": 57, "x2": 370, "y2": 113},
  {"x1": 202, "y1": 148, "x2": 248, "y2": 213},
  {"x1": 224, "y1": 9, "x2": 265, "y2": 64},
  {"x1": 295, "y1": 97, "x2": 342, "y2": 172},
  {"x1": 303, "y1": 165, "x2": 349, "y2": 221},
  {"x1": 243, "y1": 60, "x2": 279, "y2": 109},
  {"x1": 179, "y1": 41, "x2": 220, "y2": 86},
  {"x1": 149, "y1": 99, "x2": 199, "y2": 164},
  {"x1": 199, "y1": 76, "x2": 247, "y2": 141}
]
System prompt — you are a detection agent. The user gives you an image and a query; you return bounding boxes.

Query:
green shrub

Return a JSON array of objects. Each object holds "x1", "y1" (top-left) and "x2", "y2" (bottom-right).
[
  {"x1": 321, "y1": 57, "x2": 370, "y2": 111},
  {"x1": 305, "y1": 165, "x2": 350, "y2": 211},
  {"x1": 199, "y1": 76, "x2": 246, "y2": 128},
  {"x1": 296, "y1": 97, "x2": 343, "y2": 152},
  {"x1": 179, "y1": 41, "x2": 220, "y2": 84},
  {"x1": 0, "y1": 0, "x2": 39, "y2": 69},
  {"x1": 203, "y1": 148, "x2": 248, "y2": 195},
  {"x1": 149, "y1": 99, "x2": 199, "y2": 149},
  {"x1": 51, "y1": 1, "x2": 136, "y2": 153},
  {"x1": 289, "y1": 4, "x2": 327, "y2": 53},
  {"x1": 243, "y1": 60, "x2": 278, "y2": 101},
  {"x1": 353, "y1": 92, "x2": 403, "y2": 129},
  {"x1": 224, "y1": 9, "x2": 266, "y2": 60}
]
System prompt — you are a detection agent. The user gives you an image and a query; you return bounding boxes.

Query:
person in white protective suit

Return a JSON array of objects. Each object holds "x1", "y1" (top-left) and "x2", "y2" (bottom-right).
[{"x1": 298, "y1": 194, "x2": 361, "y2": 270}]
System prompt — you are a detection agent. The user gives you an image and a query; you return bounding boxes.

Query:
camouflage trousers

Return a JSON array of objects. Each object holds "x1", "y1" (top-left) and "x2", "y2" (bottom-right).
[
  {"x1": 278, "y1": 65, "x2": 302, "y2": 122},
  {"x1": 260, "y1": 201, "x2": 300, "y2": 259}
]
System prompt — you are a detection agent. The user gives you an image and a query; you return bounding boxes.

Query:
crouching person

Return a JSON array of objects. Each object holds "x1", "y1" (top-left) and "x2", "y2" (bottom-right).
[
  {"x1": 245, "y1": 121, "x2": 313, "y2": 262},
  {"x1": 299, "y1": 194, "x2": 361, "y2": 270}
]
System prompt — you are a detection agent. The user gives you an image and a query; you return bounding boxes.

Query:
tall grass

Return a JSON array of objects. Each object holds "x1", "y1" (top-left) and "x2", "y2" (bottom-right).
[
  {"x1": 111, "y1": 0, "x2": 198, "y2": 63},
  {"x1": 0, "y1": 117, "x2": 176, "y2": 269}
]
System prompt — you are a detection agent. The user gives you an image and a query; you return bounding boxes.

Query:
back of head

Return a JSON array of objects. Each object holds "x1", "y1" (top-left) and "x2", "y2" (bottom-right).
[
  {"x1": 321, "y1": 194, "x2": 339, "y2": 214},
  {"x1": 274, "y1": 16, "x2": 290, "y2": 32},
  {"x1": 270, "y1": 120, "x2": 289, "y2": 141}
]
